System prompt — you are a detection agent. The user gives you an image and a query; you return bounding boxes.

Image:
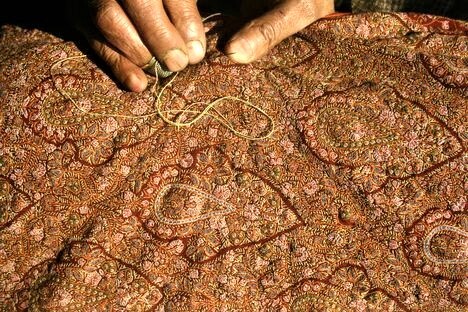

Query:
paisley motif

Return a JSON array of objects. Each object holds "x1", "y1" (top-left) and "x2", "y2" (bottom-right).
[
  {"x1": 153, "y1": 183, "x2": 236, "y2": 225},
  {"x1": 404, "y1": 208, "x2": 467, "y2": 280},
  {"x1": 423, "y1": 225, "x2": 468, "y2": 265},
  {"x1": 137, "y1": 146, "x2": 303, "y2": 263},
  {"x1": 22, "y1": 57, "x2": 163, "y2": 165},
  {"x1": 299, "y1": 83, "x2": 464, "y2": 191}
]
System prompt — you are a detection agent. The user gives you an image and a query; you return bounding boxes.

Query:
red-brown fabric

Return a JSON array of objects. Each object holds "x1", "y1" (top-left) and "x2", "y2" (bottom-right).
[{"x1": 0, "y1": 13, "x2": 467, "y2": 311}]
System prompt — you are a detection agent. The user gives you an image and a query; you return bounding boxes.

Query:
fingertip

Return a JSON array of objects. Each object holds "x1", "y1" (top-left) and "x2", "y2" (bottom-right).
[
  {"x1": 187, "y1": 40, "x2": 205, "y2": 64},
  {"x1": 225, "y1": 37, "x2": 255, "y2": 64},
  {"x1": 124, "y1": 72, "x2": 147, "y2": 92},
  {"x1": 163, "y1": 48, "x2": 189, "y2": 72}
]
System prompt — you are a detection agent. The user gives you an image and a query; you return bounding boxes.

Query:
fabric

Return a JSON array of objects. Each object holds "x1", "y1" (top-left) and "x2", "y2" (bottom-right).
[
  {"x1": 336, "y1": 0, "x2": 456, "y2": 12},
  {"x1": 334, "y1": 0, "x2": 466, "y2": 20},
  {"x1": 0, "y1": 13, "x2": 467, "y2": 311}
]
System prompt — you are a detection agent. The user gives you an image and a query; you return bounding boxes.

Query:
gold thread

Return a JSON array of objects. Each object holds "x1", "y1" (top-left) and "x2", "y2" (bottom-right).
[{"x1": 49, "y1": 54, "x2": 275, "y2": 141}]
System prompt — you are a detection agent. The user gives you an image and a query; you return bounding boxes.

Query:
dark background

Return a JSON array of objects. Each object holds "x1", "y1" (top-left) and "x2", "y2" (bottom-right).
[
  {"x1": 1, "y1": 1, "x2": 466, "y2": 31},
  {"x1": 0, "y1": 0, "x2": 466, "y2": 46}
]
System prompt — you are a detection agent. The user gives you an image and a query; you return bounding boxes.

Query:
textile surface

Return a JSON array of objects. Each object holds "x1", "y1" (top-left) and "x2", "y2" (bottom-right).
[
  {"x1": 334, "y1": 0, "x2": 462, "y2": 18},
  {"x1": 0, "y1": 13, "x2": 467, "y2": 311}
]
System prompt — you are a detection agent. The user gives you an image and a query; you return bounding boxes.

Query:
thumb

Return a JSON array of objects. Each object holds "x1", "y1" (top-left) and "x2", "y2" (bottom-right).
[{"x1": 225, "y1": 0, "x2": 334, "y2": 63}]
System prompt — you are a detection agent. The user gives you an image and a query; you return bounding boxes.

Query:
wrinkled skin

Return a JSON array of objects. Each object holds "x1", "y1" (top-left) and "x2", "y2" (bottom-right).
[{"x1": 66, "y1": 0, "x2": 334, "y2": 91}]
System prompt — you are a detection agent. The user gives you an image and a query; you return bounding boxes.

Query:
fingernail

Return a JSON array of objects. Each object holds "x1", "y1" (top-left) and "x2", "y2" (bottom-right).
[
  {"x1": 163, "y1": 48, "x2": 189, "y2": 71},
  {"x1": 187, "y1": 40, "x2": 205, "y2": 64},
  {"x1": 226, "y1": 37, "x2": 254, "y2": 64}
]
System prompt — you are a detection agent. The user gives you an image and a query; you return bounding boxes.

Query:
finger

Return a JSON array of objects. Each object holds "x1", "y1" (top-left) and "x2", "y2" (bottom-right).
[
  {"x1": 93, "y1": 0, "x2": 153, "y2": 67},
  {"x1": 164, "y1": 0, "x2": 206, "y2": 64},
  {"x1": 226, "y1": 0, "x2": 334, "y2": 63},
  {"x1": 121, "y1": 0, "x2": 189, "y2": 72},
  {"x1": 88, "y1": 35, "x2": 148, "y2": 92}
]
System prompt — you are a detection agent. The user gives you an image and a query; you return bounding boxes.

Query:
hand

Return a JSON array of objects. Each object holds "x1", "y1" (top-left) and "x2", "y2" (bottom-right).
[
  {"x1": 225, "y1": 0, "x2": 334, "y2": 63},
  {"x1": 67, "y1": 0, "x2": 207, "y2": 92},
  {"x1": 67, "y1": 0, "x2": 334, "y2": 92}
]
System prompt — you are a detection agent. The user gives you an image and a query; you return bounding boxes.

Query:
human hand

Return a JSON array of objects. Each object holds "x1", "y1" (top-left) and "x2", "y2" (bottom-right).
[
  {"x1": 67, "y1": 0, "x2": 207, "y2": 92},
  {"x1": 67, "y1": 1, "x2": 334, "y2": 92},
  {"x1": 225, "y1": 0, "x2": 334, "y2": 63}
]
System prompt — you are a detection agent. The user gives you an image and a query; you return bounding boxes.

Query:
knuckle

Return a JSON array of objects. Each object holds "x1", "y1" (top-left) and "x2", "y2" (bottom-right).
[
  {"x1": 257, "y1": 22, "x2": 278, "y2": 47},
  {"x1": 165, "y1": 1, "x2": 202, "y2": 38},
  {"x1": 131, "y1": 0, "x2": 154, "y2": 12},
  {"x1": 165, "y1": 1, "x2": 198, "y2": 20},
  {"x1": 177, "y1": 4, "x2": 198, "y2": 20},
  {"x1": 95, "y1": 4, "x2": 120, "y2": 29},
  {"x1": 152, "y1": 27, "x2": 174, "y2": 43},
  {"x1": 182, "y1": 19, "x2": 202, "y2": 39},
  {"x1": 97, "y1": 44, "x2": 120, "y2": 69},
  {"x1": 96, "y1": 43, "x2": 111, "y2": 61}
]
